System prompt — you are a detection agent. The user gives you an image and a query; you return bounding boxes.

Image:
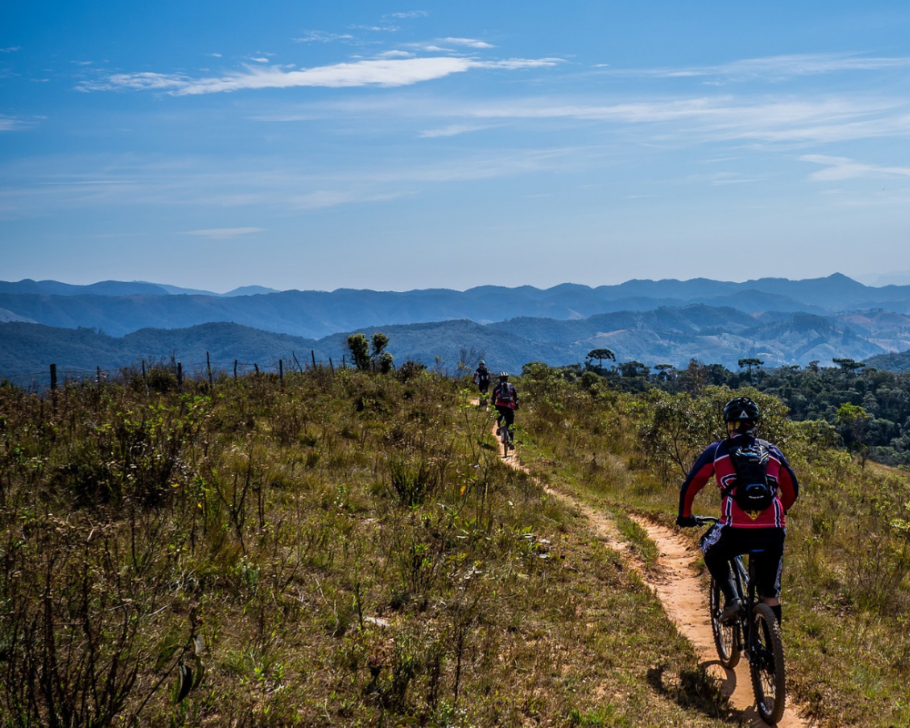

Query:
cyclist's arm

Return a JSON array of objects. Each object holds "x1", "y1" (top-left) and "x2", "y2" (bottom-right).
[
  {"x1": 771, "y1": 445, "x2": 799, "y2": 511},
  {"x1": 678, "y1": 442, "x2": 719, "y2": 517}
]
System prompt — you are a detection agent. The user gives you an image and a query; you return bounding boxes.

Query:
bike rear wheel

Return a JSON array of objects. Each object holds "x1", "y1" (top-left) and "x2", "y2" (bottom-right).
[
  {"x1": 749, "y1": 603, "x2": 786, "y2": 725},
  {"x1": 709, "y1": 576, "x2": 740, "y2": 668}
]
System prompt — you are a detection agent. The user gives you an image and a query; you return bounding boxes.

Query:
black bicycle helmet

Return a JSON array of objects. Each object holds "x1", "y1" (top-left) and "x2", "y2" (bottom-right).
[
  {"x1": 499, "y1": 371, "x2": 509, "y2": 380},
  {"x1": 723, "y1": 396, "x2": 760, "y2": 424}
]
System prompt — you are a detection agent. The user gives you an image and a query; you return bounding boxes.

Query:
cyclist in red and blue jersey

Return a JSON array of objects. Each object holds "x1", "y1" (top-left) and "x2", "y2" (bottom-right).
[
  {"x1": 492, "y1": 372, "x2": 519, "y2": 444},
  {"x1": 676, "y1": 396, "x2": 799, "y2": 625}
]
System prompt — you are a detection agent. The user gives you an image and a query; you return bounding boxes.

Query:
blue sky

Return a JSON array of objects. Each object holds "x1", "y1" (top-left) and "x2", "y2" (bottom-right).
[{"x1": 2, "y1": 0, "x2": 910, "y2": 292}]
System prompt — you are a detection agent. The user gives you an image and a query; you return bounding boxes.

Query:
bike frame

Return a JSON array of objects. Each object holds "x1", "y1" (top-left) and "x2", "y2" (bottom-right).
[{"x1": 697, "y1": 518, "x2": 765, "y2": 659}]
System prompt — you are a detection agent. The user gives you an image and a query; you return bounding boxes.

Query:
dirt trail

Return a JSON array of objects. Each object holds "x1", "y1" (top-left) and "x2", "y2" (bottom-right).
[
  {"x1": 485, "y1": 410, "x2": 809, "y2": 726},
  {"x1": 629, "y1": 517, "x2": 809, "y2": 728}
]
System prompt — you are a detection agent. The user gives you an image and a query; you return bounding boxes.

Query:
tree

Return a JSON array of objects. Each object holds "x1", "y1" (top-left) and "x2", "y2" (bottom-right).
[
  {"x1": 832, "y1": 358, "x2": 865, "y2": 376},
  {"x1": 585, "y1": 348, "x2": 616, "y2": 369},
  {"x1": 836, "y1": 402, "x2": 870, "y2": 468},
  {"x1": 619, "y1": 361, "x2": 649, "y2": 378},
  {"x1": 738, "y1": 357, "x2": 764, "y2": 385},
  {"x1": 346, "y1": 333, "x2": 371, "y2": 371},
  {"x1": 346, "y1": 332, "x2": 394, "y2": 372},
  {"x1": 371, "y1": 332, "x2": 389, "y2": 359}
]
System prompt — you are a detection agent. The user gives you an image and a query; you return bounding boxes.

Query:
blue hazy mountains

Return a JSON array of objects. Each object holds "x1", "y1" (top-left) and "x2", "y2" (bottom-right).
[{"x1": 3, "y1": 274, "x2": 910, "y2": 377}]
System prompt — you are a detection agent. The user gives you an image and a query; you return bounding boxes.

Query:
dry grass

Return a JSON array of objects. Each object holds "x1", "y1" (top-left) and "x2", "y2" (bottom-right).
[
  {"x1": 518, "y1": 365, "x2": 910, "y2": 727},
  {"x1": 0, "y1": 368, "x2": 735, "y2": 727}
]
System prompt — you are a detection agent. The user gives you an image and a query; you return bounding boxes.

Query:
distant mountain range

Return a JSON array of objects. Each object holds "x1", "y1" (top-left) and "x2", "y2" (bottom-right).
[
  {"x1": 4, "y1": 273, "x2": 910, "y2": 340},
  {"x1": 4, "y1": 274, "x2": 910, "y2": 379},
  {"x1": 3, "y1": 307, "x2": 910, "y2": 382}
]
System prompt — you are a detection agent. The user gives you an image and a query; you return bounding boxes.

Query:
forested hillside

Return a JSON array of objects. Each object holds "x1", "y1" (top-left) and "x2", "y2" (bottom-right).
[
  {"x1": 579, "y1": 357, "x2": 910, "y2": 467},
  {"x1": 1, "y1": 363, "x2": 907, "y2": 725}
]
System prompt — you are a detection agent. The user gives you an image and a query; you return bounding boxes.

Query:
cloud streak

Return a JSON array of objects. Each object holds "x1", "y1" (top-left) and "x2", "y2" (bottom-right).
[
  {"x1": 419, "y1": 124, "x2": 487, "y2": 138},
  {"x1": 79, "y1": 56, "x2": 562, "y2": 95},
  {"x1": 801, "y1": 155, "x2": 910, "y2": 181},
  {"x1": 294, "y1": 31, "x2": 354, "y2": 43},
  {"x1": 182, "y1": 227, "x2": 264, "y2": 238},
  {"x1": 603, "y1": 53, "x2": 910, "y2": 81}
]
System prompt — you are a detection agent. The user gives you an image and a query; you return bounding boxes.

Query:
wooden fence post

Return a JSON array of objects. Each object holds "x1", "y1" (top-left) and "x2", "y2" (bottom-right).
[
  {"x1": 293, "y1": 351, "x2": 303, "y2": 373},
  {"x1": 177, "y1": 362, "x2": 183, "y2": 392},
  {"x1": 329, "y1": 358, "x2": 334, "y2": 374},
  {"x1": 279, "y1": 359, "x2": 284, "y2": 385},
  {"x1": 234, "y1": 360, "x2": 238, "y2": 381},
  {"x1": 254, "y1": 363, "x2": 260, "y2": 375},
  {"x1": 50, "y1": 363, "x2": 57, "y2": 392},
  {"x1": 311, "y1": 350, "x2": 317, "y2": 370},
  {"x1": 206, "y1": 351, "x2": 213, "y2": 387},
  {"x1": 141, "y1": 359, "x2": 149, "y2": 396}
]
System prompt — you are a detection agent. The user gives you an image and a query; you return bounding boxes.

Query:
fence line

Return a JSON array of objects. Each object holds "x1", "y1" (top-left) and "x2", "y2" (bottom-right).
[{"x1": 0, "y1": 350, "x2": 350, "y2": 393}]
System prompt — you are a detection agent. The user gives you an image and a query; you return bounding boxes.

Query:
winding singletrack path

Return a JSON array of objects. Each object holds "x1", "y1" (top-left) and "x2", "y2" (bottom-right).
[
  {"x1": 629, "y1": 516, "x2": 809, "y2": 728},
  {"x1": 484, "y1": 408, "x2": 810, "y2": 727}
]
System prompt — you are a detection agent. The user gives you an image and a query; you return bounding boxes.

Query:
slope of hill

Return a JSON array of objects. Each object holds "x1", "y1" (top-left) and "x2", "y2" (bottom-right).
[
  {"x1": 863, "y1": 348, "x2": 910, "y2": 372},
  {"x1": 2, "y1": 304, "x2": 898, "y2": 379},
  {"x1": 0, "y1": 322, "x2": 322, "y2": 378}
]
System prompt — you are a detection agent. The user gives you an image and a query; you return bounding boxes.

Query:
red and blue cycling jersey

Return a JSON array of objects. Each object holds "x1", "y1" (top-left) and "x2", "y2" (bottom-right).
[{"x1": 678, "y1": 434, "x2": 799, "y2": 529}]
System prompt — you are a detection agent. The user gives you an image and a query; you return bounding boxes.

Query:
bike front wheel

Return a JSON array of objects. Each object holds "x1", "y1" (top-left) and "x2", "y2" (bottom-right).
[
  {"x1": 749, "y1": 603, "x2": 786, "y2": 725},
  {"x1": 709, "y1": 577, "x2": 740, "y2": 668}
]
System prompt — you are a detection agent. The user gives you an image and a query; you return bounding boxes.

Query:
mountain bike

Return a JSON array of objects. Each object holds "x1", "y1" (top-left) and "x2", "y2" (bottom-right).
[
  {"x1": 694, "y1": 516, "x2": 786, "y2": 725},
  {"x1": 498, "y1": 421, "x2": 514, "y2": 456}
]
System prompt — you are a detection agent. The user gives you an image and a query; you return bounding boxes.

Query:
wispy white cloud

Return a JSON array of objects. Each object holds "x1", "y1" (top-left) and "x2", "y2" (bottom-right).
[
  {"x1": 376, "y1": 50, "x2": 415, "y2": 59},
  {"x1": 352, "y1": 25, "x2": 400, "y2": 32},
  {"x1": 440, "y1": 37, "x2": 494, "y2": 49},
  {"x1": 419, "y1": 124, "x2": 487, "y2": 138},
  {"x1": 387, "y1": 11, "x2": 428, "y2": 19},
  {"x1": 801, "y1": 155, "x2": 910, "y2": 181},
  {"x1": 251, "y1": 57, "x2": 270, "y2": 63},
  {"x1": 454, "y1": 95, "x2": 910, "y2": 145},
  {"x1": 0, "y1": 46, "x2": 21, "y2": 53},
  {"x1": 208, "y1": 53, "x2": 222, "y2": 58},
  {"x1": 0, "y1": 115, "x2": 36, "y2": 132},
  {"x1": 181, "y1": 227, "x2": 264, "y2": 238},
  {"x1": 79, "y1": 56, "x2": 562, "y2": 95},
  {"x1": 604, "y1": 53, "x2": 910, "y2": 82},
  {"x1": 294, "y1": 31, "x2": 354, "y2": 43}
]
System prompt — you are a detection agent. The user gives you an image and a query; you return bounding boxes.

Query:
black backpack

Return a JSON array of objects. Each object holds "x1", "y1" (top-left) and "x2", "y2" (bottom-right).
[{"x1": 724, "y1": 439, "x2": 774, "y2": 513}]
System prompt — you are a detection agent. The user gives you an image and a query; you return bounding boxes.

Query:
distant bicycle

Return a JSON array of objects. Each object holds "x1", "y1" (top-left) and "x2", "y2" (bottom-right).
[
  {"x1": 695, "y1": 515, "x2": 786, "y2": 725},
  {"x1": 498, "y1": 422, "x2": 514, "y2": 457}
]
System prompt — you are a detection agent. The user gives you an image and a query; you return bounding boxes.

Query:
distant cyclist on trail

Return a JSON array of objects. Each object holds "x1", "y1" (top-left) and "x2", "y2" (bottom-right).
[
  {"x1": 676, "y1": 396, "x2": 799, "y2": 626},
  {"x1": 492, "y1": 372, "x2": 519, "y2": 444},
  {"x1": 473, "y1": 360, "x2": 492, "y2": 406}
]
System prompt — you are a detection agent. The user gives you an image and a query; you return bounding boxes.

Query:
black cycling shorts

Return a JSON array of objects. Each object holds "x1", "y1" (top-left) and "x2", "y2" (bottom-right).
[
  {"x1": 478, "y1": 381, "x2": 490, "y2": 394},
  {"x1": 700, "y1": 525, "x2": 785, "y2": 599},
  {"x1": 495, "y1": 405, "x2": 515, "y2": 428}
]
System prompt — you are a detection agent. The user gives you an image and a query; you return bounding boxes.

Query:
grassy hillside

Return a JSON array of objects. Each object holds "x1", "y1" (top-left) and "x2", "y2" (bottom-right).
[
  {"x1": 2, "y1": 362, "x2": 907, "y2": 725},
  {"x1": 516, "y1": 366, "x2": 910, "y2": 727},
  {"x1": 0, "y1": 366, "x2": 730, "y2": 726}
]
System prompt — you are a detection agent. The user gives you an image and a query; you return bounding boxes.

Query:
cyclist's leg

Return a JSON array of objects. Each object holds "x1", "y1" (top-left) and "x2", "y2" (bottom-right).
[
  {"x1": 495, "y1": 404, "x2": 507, "y2": 432},
  {"x1": 700, "y1": 524, "x2": 740, "y2": 605},
  {"x1": 503, "y1": 407, "x2": 515, "y2": 437},
  {"x1": 751, "y1": 529, "x2": 785, "y2": 621}
]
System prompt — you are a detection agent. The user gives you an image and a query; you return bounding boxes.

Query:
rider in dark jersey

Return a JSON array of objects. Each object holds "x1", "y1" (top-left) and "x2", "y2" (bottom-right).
[
  {"x1": 676, "y1": 396, "x2": 799, "y2": 624},
  {"x1": 491, "y1": 372, "x2": 519, "y2": 445},
  {"x1": 473, "y1": 360, "x2": 492, "y2": 405}
]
